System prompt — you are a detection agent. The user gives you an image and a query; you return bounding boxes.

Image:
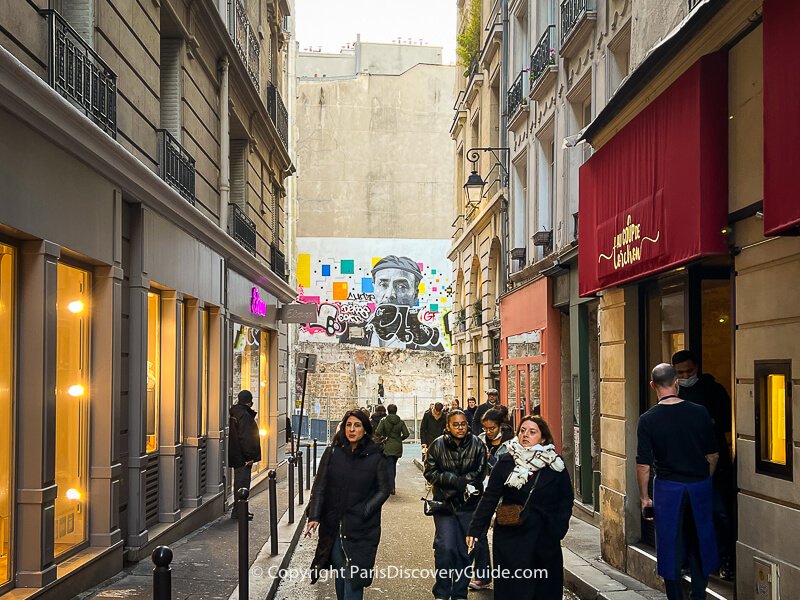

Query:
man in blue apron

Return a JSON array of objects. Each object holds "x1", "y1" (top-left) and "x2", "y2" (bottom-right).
[{"x1": 637, "y1": 363, "x2": 719, "y2": 600}]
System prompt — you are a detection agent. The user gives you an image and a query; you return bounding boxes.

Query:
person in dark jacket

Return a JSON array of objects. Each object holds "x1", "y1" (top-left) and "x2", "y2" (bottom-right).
[
  {"x1": 228, "y1": 390, "x2": 261, "y2": 520},
  {"x1": 370, "y1": 404, "x2": 387, "y2": 433},
  {"x1": 467, "y1": 416, "x2": 573, "y2": 600},
  {"x1": 305, "y1": 410, "x2": 390, "y2": 600},
  {"x1": 420, "y1": 402, "x2": 446, "y2": 450},
  {"x1": 672, "y1": 350, "x2": 735, "y2": 580},
  {"x1": 374, "y1": 404, "x2": 410, "y2": 495},
  {"x1": 463, "y1": 397, "x2": 477, "y2": 432},
  {"x1": 424, "y1": 410, "x2": 488, "y2": 600},
  {"x1": 471, "y1": 389, "x2": 500, "y2": 434}
]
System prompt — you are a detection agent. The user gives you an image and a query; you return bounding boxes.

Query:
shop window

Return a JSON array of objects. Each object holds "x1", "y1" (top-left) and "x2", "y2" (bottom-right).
[
  {"x1": 55, "y1": 263, "x2": 90, "y2": 558},
  {"x1": 643, "y1": 278, "x2": 685, "y2": 409},
  {"x1": 256, "y1": 331, "x2": 271, "y2": 473},
  {"x1": 519, "y1": 367, "x2": 528, "y2": 419},
  {"x1": 755, "y1": 360, "x2": 793, "y2": 480},
  {"x1": 147, "y1": 291, "x2": 161, "y2": 454},
  {"x1": 506, "y1": 365, "x2": 517, "y2": 425},
  {"x1": 529, "y1": 363, "x2": 541, "y2": 415},
  {"x1": 178, "y1": 301, "x2": 185, "y2": 442},
  {"x1": 201, "y1": 309, "x2": 209, "y2": 437},
  {"x1": 232, "y1": 324, "x2": 260, "y2": 407},
  {"x1": 0, "y1": 244, "x2": 14, "y2": 587}
]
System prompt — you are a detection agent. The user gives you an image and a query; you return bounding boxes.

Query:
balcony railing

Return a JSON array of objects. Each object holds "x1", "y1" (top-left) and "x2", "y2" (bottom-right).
[
  {"x1": 229, "y1": 204, "x2": 257, "y2": 256},
  {"x1": 688, "y1": 0, "x2": 702, "y2": 9},
  {"x1": 270, "y1": 243, "x2": 288, "y2": 282},
  {"x1": 530, "y1": 25, "x2": 557, "y2": 86},
  {"x1": 157, "y1": 129, "x2": 196, "y2": 204},
  {"x1": 507, "y1": 70, "x2": 525, "y2": 118},
  {"x1": 230, "y1": 0, "x2": 260, "y2": 91},
  {"x1": 267, "y1": 83, "x2": 289, "y2": 151},
  {"x1": 561, "y1": 0, "x2": 595, "y2": 44},
  {"x1": 43, "y1": 10, "x2": 117, "y2": 137}
]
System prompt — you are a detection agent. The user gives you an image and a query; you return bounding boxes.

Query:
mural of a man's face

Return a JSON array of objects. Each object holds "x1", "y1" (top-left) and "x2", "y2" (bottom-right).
[{"x1": 374, "y1": 268, "x2": 419, "y2": 306}]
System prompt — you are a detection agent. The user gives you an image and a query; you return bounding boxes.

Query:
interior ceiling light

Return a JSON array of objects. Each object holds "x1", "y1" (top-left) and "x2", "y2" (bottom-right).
[
  {"x1": 68, "y1": 384, "x2": 85, "y2": 397},
  {"x1": 67, "y1": 300, "x2": 85, "y2": 313}
]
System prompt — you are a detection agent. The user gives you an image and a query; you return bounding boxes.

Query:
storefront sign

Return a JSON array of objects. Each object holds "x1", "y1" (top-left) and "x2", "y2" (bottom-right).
[
  {"x1": 578, "y1": 53, "x2": 728, "y2": 297},
  {"x1": 278, "y1": 302, "x2": 317, "y2": 323},
  {"x1": 250, "y1": 287, "x2": 267, "y2": 316}
]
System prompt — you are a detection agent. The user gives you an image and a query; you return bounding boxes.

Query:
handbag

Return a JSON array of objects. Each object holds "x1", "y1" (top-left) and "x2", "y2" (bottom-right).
[
  {"x1": 421, "y1": 488, "x2": 454, "y2": 516},
  {"x1": 494, "y1": 470, "x2": 542, "y2": 527}
]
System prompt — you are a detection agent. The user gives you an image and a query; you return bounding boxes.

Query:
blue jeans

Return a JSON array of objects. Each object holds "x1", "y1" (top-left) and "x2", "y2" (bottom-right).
[
  {"x1": 432, "y1": 511, "x2": 473, "y2": 599},
  {"x1": 664, "y1": 493, "x2": 707, "y2": 600},
  {"x1": 386, "y1": 455, "x2": 399, "y2": 491},
  {"x1": 330, "y1": 534, "x2": 363, "y2": 600},
  {"x1": 472, "y1": 531, "x2": 492, "y2": 582}
]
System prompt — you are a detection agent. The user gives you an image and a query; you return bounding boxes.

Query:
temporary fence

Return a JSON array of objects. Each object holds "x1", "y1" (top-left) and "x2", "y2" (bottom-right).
[{"x1": 290, "y1": 395, "x2": 454, "y2": 445}]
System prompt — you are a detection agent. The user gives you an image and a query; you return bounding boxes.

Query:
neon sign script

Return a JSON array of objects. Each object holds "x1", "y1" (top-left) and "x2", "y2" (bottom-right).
[
  {"x1": 598, "y1": 215, "x2": 660, "y2": 270},
  {"x1": 250, "y1": 287, "x2": 267, "y2": 316}
]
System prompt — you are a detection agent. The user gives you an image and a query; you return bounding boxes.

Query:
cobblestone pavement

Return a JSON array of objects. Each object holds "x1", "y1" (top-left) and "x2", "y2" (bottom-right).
[{"x1": 274, "y1": 446, "x2": 579, "y2": 600}]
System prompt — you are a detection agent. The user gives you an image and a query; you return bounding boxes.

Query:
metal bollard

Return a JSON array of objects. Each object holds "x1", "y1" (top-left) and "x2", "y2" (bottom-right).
[
  {"x1": 312, "y1": 439, "x2": 318, "y2": 477},
  {"x1": 305, "y1": 445, "x2": 311, "y2": 490},
  {"x1": 268, "y1": 470, "x2": 278, "y2": 556},
  {"x1": 152, "y1": 545, "x2": 172, "y2": 600},
  {"x1": 288, "y1": 454, "x2": 295, "y2": 524},
  {"x1": 298, "y1": 450, "x2": 304, "y2": 505},
  {"x1": 237, "y1": 487, "x2": 250, "y2": 599}
]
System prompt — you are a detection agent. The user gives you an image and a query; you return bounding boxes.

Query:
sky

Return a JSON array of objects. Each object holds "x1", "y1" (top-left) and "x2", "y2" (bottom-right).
[{"x1": 294, "y1": 0, "x2": 458, "y2": 64}]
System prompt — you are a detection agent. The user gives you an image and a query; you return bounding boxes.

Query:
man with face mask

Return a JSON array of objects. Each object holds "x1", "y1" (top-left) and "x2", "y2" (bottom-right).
[{"x1": 672, "y1": 350, "x2": 735, "y2": 581}]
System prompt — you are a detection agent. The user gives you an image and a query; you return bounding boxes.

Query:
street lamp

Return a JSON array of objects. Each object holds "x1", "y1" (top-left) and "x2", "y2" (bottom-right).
[{"x1": 464, "y1": 169, "x2": 485, "y2": 207}]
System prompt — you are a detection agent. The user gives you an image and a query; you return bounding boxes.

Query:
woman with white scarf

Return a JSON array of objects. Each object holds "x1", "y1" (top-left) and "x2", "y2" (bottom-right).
[{"x1": 466, "y1": 416, "x2": 573, "y2": 599}]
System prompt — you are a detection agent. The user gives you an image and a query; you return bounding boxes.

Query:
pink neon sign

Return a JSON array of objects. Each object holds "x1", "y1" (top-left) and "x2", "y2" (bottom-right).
[{"x1": 250, "y1": 287, "x2": 267, "y2": 316}]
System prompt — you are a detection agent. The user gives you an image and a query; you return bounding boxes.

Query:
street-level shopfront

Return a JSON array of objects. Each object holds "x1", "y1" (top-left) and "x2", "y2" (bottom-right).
[
  {"x1": 578, "y1": 50, "x2": 736, "y2": 587},
  {"x1": 499, "y1": 276, "x2": 562, "y2": 449}
]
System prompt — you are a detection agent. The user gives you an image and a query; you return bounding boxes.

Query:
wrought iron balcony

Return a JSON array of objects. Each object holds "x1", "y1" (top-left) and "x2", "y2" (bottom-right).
[
  {"x1": 267, "y1": 83, "x2": 289, "y2": 151},
  {"x1": 157, "y1": 129, "x2": 196, "y2": 204},
  {"x1": 530, "y1": 26, "x2": 557, "y2": 88},
  {"x1": 230, "y1": 0, "x2": 260, "y2": 91},
  {"x1": 270, "y1": 243, "x2": 288, "y2": 282},
  {"x1": 507, "y1": 70, "x2": 526, "y2": 119},
  {"x1": 561, "y1": 0, "x2": 595, "y2": 43},
  {"x1": 229, "y1": 204, "x2": 257, "y2": 256},
  {"x1": 42, "y1": 10, "x2": 117, "y2": 137}
]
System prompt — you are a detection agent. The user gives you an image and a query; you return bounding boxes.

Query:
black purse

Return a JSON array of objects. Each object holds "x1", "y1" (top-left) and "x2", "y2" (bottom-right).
[{"x1": 421, "y1": 488, "x2": 454, "y2": 516}]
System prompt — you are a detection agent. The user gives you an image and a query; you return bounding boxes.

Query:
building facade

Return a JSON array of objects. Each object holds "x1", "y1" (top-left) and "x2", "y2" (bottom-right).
[{"x1": 0, "y1": 0, "x2": 294, "y2": 596}]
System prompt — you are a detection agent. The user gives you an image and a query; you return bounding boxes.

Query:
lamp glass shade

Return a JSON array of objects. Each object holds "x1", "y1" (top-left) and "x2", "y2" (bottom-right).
[{"x1": 464, "y1": 170, "x2": 484, "y2": 206}]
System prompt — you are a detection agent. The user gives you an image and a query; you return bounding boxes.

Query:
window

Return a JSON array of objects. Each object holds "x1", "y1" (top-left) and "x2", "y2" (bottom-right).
[
  {"x1": 0, "y1": 244, "x2": 14, "y2": 587},
  {"x1": 147, "y1": 291, "x2": 161, "y2": 454},
  {"x1": 529, "y1": 363, "x2": 541, "y2": 415},
  {"x1": 178, "y1": 301, "x2": 185, "y2": 442},
  {"x1": 256, "y1": 331, "x2": 271, "y2": 473},
  {"x1": 55, "y1": 263, "x2": 90, "y2": 558},
  {"x1": 56, "y1": 0, "x2": 94, "y2": 47},
  {"x1": 232, "y1": 324, "x2": 260, "y2": 407},
  {"x1": 755, "y1": 360, "x2": 792, "y2": 479},
  {"x1": 159, "y1": 36, "x2": 182, "y2": 139},
  {"x1": 642, "y1": 278, "x2": 686, "y2": 410},
  {"x1": 506, "y1": 365, "x2": 517, "y2": 424},
  {"x1": 608, "y1": 22, "x2": 631, "y2": 99},
  {"x1": 201, "y1": 309, "x2": 209, "y2": 437}
]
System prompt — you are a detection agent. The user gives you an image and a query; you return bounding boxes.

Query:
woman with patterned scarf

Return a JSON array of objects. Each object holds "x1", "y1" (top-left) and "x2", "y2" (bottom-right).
[{"x1": 466, "y1": 416, "x2": 573, "y2": 599}]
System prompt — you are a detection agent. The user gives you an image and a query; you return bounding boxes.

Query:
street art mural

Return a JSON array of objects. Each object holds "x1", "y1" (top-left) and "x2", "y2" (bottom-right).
[{"x1": 296, "y1": 238, "x2": 452, "y2": 352}]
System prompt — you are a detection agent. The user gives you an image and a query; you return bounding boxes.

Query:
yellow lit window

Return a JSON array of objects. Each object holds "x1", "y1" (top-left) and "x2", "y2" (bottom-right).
[
  {"x1": 178, "y1": 301, "x2": 185, "y2": 442},
  {"x1": 201, "y1": 309, "x2": 209, "y2": 437},
  {"x1": 765, "y1": 374, "x2": 787, "y2": 465},
  {"x1": 0, "y1": 244, "x2": 15, "y2": 585},
  {"x1": 756, "y1": 360, "x2": 793, "y2": 479},
  {"x1": 147, "y1": 291, "x2": 161, "y2": 453},
  {"x1": 256, "y1": 331, "x2": 270, "y2": 473},
  {"x1": 55, "y1": 263, "x2": 90, "y2": 558}
]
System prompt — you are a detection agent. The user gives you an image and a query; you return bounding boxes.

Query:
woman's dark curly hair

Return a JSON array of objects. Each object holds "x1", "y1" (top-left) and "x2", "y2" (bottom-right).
[{"x1": 332, "y1": 409, "x2": 373, "y2": 447}]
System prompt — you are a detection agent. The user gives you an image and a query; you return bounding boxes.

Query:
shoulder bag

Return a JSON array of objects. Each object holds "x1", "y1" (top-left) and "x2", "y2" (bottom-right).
[
  {"x1": 494, "y1": 470, "x2": 542, "y2": 527},
  {"x1": 421, "y1": 487, "x2": 454, "y2": 516}
]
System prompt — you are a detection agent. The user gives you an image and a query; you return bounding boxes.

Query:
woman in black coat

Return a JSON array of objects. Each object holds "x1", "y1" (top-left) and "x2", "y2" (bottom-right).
[
  {"x1": 467, "y1": 416, "x2": 573, "y2": 600},
  {"x1": 306, "y1": 410, "x2": 390, "y2": 600}
]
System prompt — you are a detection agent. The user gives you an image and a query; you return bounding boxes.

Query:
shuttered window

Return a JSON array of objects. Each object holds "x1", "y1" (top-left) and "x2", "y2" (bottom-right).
[
  {"x1": 230, "y1": 140, "x2": 248, "y2": 209},
  {"x1": 59, "y1": 0, "x2": 94, "y2": 48},
  {"x1": 160, "y1": 38, "x2": 182, "y2": 139}
]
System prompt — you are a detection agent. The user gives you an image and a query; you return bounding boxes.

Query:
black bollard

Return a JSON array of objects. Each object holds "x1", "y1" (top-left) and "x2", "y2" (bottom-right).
[
  {"x1": 237, "y1": 487, "x2": 249, "y2": 599},
  {"x1": 312, "y1": 439, "x2": 318, "y2": 477},
  {"x1": 305, "y1": 445, "x2": 311, "y2": 491},
  {"x1": 298, "y1": 450, "x2": 304, "y2": 505},
  {"x1": 268, "y1": 470, "x2": 278, "y2": 556},
  {"x1": 152, "y1": 545, "x2": 172, "y2": 600},
  {"x1": 288, "y1": 454, "x2": 295, "y2": 524}
]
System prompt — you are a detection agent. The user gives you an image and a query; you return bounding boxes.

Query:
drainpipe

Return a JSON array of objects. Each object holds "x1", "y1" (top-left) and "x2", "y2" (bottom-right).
[
  {"x1": 219, "y1": 56, "x2": 230, "y2": 234},
  {"x1": 499, "y1": 0, "x2": 510, "y2": 292}
]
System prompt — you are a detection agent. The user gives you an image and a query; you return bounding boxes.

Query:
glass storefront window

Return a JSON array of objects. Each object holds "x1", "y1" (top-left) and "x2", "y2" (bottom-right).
[
  {"x1": 178, "y1": 301, "x2": 185, "y2": 442},
  {"x1": 529, "y1": 363, "x2": 541, "y2": 415},
  {"x1": 55, "y1": 263, "x2": 90, "y2": 558},
  {"x1": 201, "y1": 309, "x2": 209, "y2": 437},
  {"x1": 147, "y1": 291, "x2": 161, "y2": 453},
  {"x1": 256, "y1": 331, "x2": 271, "y2": 473},
  {"x1": 518, "y1": 367, "x2": 528, "y2": 420},
  {"x1": 644, "y1": 279, "x2": 685, "y2": 408},
  {"x1": 507, "y1": 330, "x2": 541, "y2": 359},
  {"x1": 755, "y1": 361, "x2": 792, "y2": 478},
  {"x1": 232, "y1": 324, "x2": 260, "y2": 409},
  {"x1": 0, "y1": 244, "x2": 14, "y2": 586},
  {"x1": 506, "y1": 365, "x2": 517, "y2": 425}
]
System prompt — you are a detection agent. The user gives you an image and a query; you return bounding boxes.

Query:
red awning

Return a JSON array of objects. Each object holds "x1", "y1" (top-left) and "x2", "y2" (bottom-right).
[
  {"x1": 578, "y1": 53, "x2": 729, "y2": 297},
  {"x1": 764, "y1": 0, "x2": 800, "y2": 235}
]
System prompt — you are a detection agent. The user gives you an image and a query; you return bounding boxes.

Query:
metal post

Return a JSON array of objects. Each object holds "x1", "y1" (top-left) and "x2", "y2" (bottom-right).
[
  {"x1": 297, "y1": 450, "x2": 304, "y2": 505},
  {"x1": 237, "y1": 487, "x2": 249, "y2": 599},
  {"x1": 312, "y1": 439, "x2": 318, "y2": 477},
  {"x1": 152, "y1": 545, "x2": 172, "y2": 600},
  {"x1": 268, "y1": 470, "x2": 278, "y2": 556},
  {"x1": 305, "y1": 444, "x2": 311, "y2": 490},
  {"x1": 288, "y1": 454, "x2": 295, "y2": 524},
  {"x1": 414, "y1": 395, "x2": 419, "y2": 443}
]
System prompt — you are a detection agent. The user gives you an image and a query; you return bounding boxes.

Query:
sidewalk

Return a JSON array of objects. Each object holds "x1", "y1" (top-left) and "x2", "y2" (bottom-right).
[{"x1": 78, "y1": 460, "x2": 309, "y2": 600}]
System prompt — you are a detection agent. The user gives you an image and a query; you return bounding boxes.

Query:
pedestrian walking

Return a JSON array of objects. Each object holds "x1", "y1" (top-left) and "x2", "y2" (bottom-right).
[
  {"x1": 370, "y1": 404, "x2": 387, "y2": 433},
  {"x1": 672, "y1": 350, "x2": 736, "y2": 580},
  {"x1": 463, "y1": 397, "x2": 477, "y2": 432},
  {"x1": 306, "y1": 410, "x2": 391, "y2": 600},
  {"x1": 227, "y1": 390, "x2": 261, "y2": 520},
  {"x1": 471, "y1": 388, "x2": 500, "y2": 434},
  {"x1": 423, "y1": 410, "x2": 488, "y2": 600},
  {"x1": 374, "y1": 403, "x2": 410, "y2": 494},
  {"x1": 420, "y1": 401, "x2": 447, "y2": 451},
  {"x1": 467, "y1": 416, "x2": 573, "y2": 599},
  {"x1": 637, "y1": 363, "x2": 719, "y2": 600}
]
